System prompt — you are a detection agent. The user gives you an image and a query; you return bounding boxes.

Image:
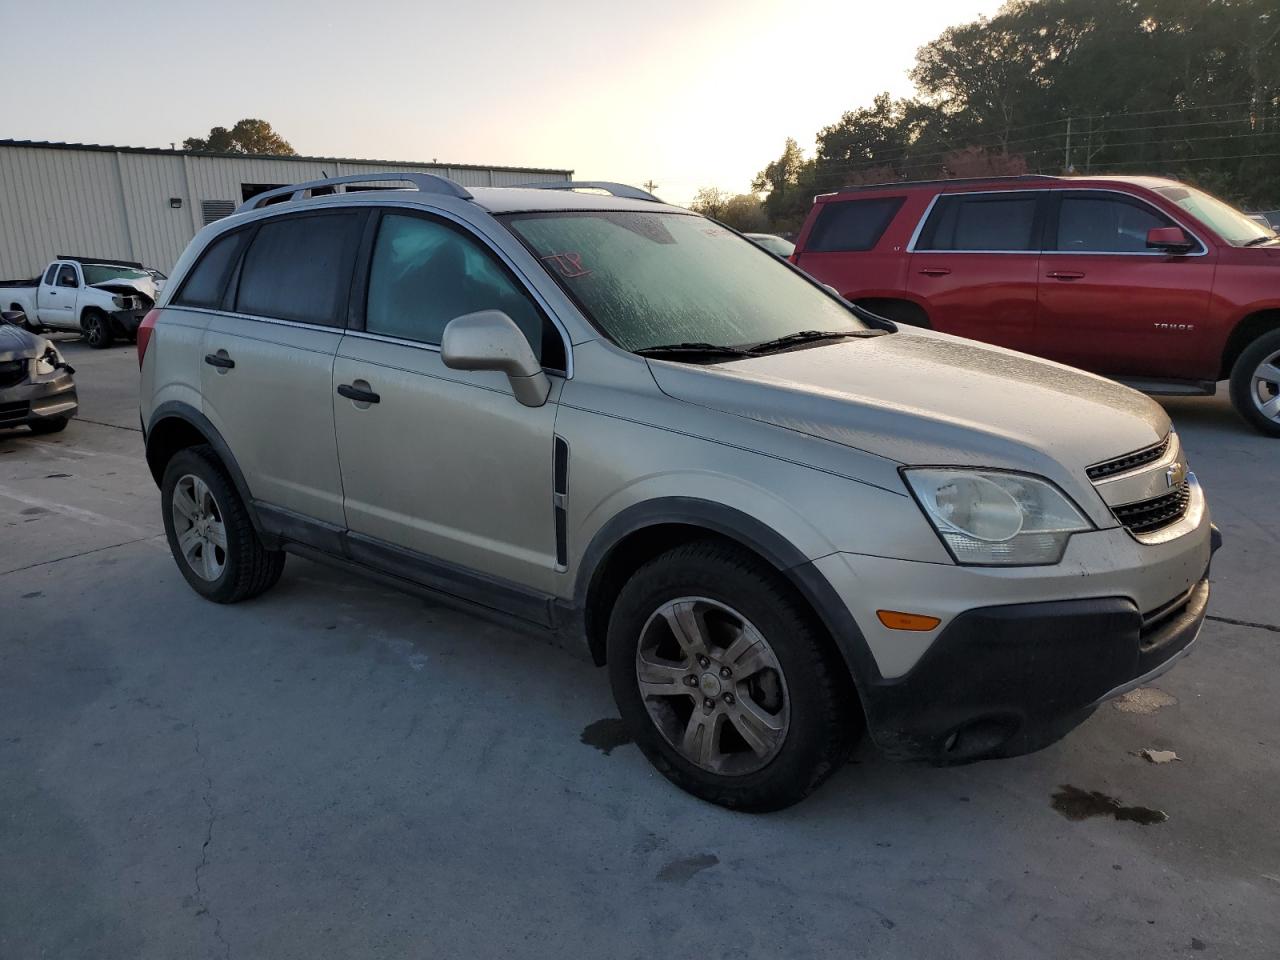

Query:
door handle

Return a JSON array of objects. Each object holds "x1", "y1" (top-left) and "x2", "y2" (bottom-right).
[
  {"x1": 337, "y1": 382, "x2": 380, "y2": 404},
  {"x1": 1046, "y1": 270, "x2": 1086, "y2": 281},
  {"x1": 204, "y1": 352, "x2": 235, "y2": 369},
  {"x1": 918, "y1": 267, "x2": 951, "y2": 277}
]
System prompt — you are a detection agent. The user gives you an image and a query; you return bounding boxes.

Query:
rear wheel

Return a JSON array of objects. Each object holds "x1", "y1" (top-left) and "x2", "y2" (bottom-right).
[
  {"x1": 1229, "y1": 329, "x2": 1280, "y2": 437},
  {"x1": 161, "y1": 445, "x2": 285, "y2": 603},
  {"x1": 84, "y1": 311, "x2": 112, "y2": 349},
  {"x1": 607, "y1": 541, "x2": 857, "y2": 811}
]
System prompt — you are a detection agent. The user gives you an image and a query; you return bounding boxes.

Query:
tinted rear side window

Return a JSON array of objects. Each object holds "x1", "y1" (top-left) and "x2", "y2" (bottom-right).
[
  {"x1": 174, "y1": 229, "x2": 250, "y2": 309},
  {"x1": 806, "y1": 197, "x2": 904, "y2": 252},
  {"x1": 917, "y1": 193, "x2": 1040, "y2": 251},
  {"x1": 235, "y1": 212, "x2": 364, "y2": 325}
]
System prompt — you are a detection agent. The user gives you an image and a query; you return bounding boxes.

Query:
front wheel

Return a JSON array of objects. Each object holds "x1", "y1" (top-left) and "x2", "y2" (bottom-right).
[
  {"x1": 1229, "y1": 329, "x2": 1280, "y2": 437},
  {"x1": 607, "y1": 541, "x2": 858, "y2": 811},
  {"x1": 161, "y1": 445, "x2": 285, "y2": 603},
  {"x1": 84, "y1": 311, "x2": 112, "y2": 349}
]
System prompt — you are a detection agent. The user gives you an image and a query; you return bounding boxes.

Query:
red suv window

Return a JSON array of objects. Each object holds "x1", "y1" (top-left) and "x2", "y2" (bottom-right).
[
  {"x1": 806, "y1": 196, "x2": 904, "y2": 252},
  {"x1": 915, "y1": 192, "x2": 1041, "y2": 252}
]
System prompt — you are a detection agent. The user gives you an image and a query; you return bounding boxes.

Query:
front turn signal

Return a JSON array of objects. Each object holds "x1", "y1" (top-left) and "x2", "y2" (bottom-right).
[{"x1": 876, "y1": 610, "x2": 942, "y2": 632}]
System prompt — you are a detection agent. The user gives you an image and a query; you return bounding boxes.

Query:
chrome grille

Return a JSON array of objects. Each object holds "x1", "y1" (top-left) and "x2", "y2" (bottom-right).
[
  {"x1": 1087, "y1": 435, "x2": 1170, "y2": 481},
  {"x1": 1113, "y1": 481, "x2": 1191, "y2": 534}
]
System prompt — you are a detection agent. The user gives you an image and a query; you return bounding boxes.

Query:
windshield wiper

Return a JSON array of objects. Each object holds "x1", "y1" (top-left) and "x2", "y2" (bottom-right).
[
  {"x1": 634, "y1": 341, "x2": 754, "y2": 361},
  {"x1": 747, "y1": 329, "x2": 885, "y2": 355},
  {"x1": 1244, "y1": 235, "x2": 1279, "y2": 247}
]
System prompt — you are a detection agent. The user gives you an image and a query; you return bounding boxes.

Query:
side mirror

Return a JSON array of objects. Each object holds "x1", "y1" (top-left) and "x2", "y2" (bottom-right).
[
  {"x1": 1147, "y1": 226, "x2": 1194, "y2": 253},
  {"x1": 440, "y1": 310, "x2": 551, "y2": 408}
]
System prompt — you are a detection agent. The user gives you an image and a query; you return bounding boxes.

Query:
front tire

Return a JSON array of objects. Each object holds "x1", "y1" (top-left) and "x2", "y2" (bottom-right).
[
  {"x1": 607, "y1": 541, "x2": 857, "y2": 811},
  {"x1": 1229, "y1": 329, "x2": 1280, "y2": 436},
  {"x1": 84, "y1": 311, "x2": 112, "y2": 349},
  {"x1": 161, "y1": 445, "x2": 285, "y2": 603}
]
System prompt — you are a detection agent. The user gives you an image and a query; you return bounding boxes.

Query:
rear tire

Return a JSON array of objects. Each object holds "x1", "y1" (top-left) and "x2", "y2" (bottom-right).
[
  {"x1": 161, "y1": 445, "x2": 285, "y2": 603},
  {"x1": 1228, "y1": 329, "x2": 1280, "y2": 437},
  {"x1": 28, "y1": 417, "x2": 69, "y2": 435},
  {"x1": 84, "y1": 311, "x2": 112, "y2": 349},
  {"x1": 607, "y1": 540, "x2": 857, "y2": 812}
]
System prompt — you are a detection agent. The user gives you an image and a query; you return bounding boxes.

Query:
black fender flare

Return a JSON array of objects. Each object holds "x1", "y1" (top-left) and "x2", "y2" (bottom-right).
[
  {"x1": 570, "y1": 497, "x2": 882, "y2": 693},
  {"x1": 145, "y1": 401, "x2": 269, "y2": 540}
]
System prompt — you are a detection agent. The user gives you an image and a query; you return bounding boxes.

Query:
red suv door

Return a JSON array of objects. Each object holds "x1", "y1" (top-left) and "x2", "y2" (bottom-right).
[
  {"x1": 907, "y1": 190, "x2": 1045, "y2": 353},
  {"x1": 1035, "y1": 190, "x2": 1216, "y2": 380}
]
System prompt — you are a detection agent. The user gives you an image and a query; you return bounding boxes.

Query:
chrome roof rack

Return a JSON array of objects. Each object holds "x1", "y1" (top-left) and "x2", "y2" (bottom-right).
[
  {"x1": 236, "y1": 172, "x2": 473, "y2": 213},
  {"x1": 509, "y1": 181, "x2": 661, "y2": 202}
]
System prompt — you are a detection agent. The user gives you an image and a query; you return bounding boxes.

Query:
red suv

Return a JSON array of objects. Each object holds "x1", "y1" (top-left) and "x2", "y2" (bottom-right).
[{"x1": 792, "y1": 175, "x2": 1280, "y2": 435}]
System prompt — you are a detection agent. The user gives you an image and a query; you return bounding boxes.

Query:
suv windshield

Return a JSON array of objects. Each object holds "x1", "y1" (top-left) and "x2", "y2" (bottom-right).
[
  {"x1": 1154, "y1": 184, "x2": 1276, "y2": 247},
  {"x1": 502, "y1": 211, "x2": 866, "y2": 353},
  {"x1": 82, "y1": 264, "x2": 150, "y2": 285}
]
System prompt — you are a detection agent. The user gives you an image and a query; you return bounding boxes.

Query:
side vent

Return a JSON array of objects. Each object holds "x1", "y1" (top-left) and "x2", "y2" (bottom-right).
[
  {"x1": 201, "y1": 200, "x2": 236, "y2": 225},
  {"x1": 553, "y1": 436, "x2": 569, "y2": 568}
]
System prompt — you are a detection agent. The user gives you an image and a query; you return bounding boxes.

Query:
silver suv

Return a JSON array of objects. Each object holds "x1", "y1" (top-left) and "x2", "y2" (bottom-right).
[{"x1": 139, "y1": 174, "x2": 1218, "y2": 810}]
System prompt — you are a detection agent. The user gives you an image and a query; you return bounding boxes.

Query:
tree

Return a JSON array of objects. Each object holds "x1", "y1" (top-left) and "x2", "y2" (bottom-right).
[
  {"x1": 183, "y1": 119, "x2": 296, "y2": 156},
  {"x1": 688, "y1": 186, "x2": 731, "y2": 220},
  {"x1": 718, "y1": 194, "x2": 768, "y2": 232},
  {"x1": 752, "y1": 138, "x2": 819, "y2": 230}
]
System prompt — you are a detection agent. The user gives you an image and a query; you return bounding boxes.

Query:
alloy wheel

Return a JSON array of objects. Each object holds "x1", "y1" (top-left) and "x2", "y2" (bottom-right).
[
  {"x1": 171, "y1": 474, "x2": 227, "y2": 581},
  {"x1": 86, "y1": 316, "x2": 106, "y2": 347},
  {"x1": 634, "y1": 597, "x2": 790, "y2": 776},
  {"x1": 1251, "y1": 349, "x2": 1280, "y2": 422}
]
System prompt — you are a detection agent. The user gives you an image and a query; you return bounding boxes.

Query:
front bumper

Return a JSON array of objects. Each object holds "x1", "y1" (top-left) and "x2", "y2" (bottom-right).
[
  {"x1": 109, "y1": 308, "x2": 147, "y2": 337},
  {"x1": 0, "y1": 371, "x2": 78, "y2": 428},
  {"x1": 859, "y1": 570, "x2": 1209, "y2": 762}
]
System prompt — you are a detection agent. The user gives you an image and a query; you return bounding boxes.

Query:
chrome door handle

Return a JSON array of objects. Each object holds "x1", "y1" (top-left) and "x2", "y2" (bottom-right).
[
  {"x1": 1046, "y1": 271, "x2": 1086, "y2": 280},
  {"x1": 918, "y1": 267, "x2": 951, "y2": 277}
]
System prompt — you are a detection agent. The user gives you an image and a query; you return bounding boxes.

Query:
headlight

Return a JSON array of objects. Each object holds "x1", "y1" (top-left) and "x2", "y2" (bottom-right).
[
  {"x1": 33, "y1": 345, "x2": 64, "y2": 377},
  {"x1": 904, "y1": 468, "x2": 1093, "y2": 565},
  {"x1": 112, "y1": 295, "x2": 126, "y2": 309}
]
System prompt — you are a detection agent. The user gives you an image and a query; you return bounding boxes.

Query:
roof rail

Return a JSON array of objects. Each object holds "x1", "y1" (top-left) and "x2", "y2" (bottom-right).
[
  {"x1": 509, "y1": 181, "x2": 661, "y2": 202},
  {"x1": 236, "y1": 172, "x2": 473, "y2": 213},
  {"x1": 832, "y1": 174, "x2": 1060, "y2": 193}
]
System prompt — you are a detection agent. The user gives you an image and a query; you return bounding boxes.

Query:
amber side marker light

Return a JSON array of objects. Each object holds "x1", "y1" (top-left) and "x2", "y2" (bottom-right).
[{"x1": 876, "y1": 610, "x2": 942, "y2": 632}]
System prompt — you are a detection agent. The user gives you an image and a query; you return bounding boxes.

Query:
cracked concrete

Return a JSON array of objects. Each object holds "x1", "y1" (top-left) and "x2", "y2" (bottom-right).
[{"x1": 2, "y1": 341, "x2": 1279, "y2": 959}]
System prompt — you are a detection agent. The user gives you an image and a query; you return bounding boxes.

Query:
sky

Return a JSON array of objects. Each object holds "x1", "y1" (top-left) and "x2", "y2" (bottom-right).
[{"x1": 0, "y1": 0, "x2": 1004, "y2": 205}]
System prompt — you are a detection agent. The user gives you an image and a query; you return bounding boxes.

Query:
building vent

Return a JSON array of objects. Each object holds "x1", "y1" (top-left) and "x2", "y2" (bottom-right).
[{"x1": 201, "y1": 200, "x2": 236, "y2": 225}]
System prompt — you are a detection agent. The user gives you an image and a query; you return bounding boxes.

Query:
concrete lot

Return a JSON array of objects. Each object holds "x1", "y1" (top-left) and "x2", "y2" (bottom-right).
[{"x1": 2, "y1": 338, "x2": 1278, "y2": 959}]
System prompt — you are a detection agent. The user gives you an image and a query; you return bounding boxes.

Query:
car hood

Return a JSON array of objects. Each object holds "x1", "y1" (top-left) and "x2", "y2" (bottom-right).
[
  {"x1": 90, "y1": 277, "x2": 156, "y2": 299},
  {"x1": 0, "y1": 321, "x2": 45, "y2": 361},
  {"x1": 647, "y1": 329, "x2": 1170, "y2": 476}
]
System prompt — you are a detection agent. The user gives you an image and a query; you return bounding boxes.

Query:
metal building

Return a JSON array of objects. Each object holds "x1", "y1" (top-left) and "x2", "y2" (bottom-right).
[{"x1": 0, "y1": 140, "x2": 572, "y2": 279}]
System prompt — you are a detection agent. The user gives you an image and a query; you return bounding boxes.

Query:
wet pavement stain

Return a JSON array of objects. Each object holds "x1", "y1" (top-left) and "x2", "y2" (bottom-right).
[
  {"x1": 21, "y1": 591, "x2": 43, "y2": 599},
  {"x1": 581, "y1": 718, "x2": 633, "y2": 755},
  {"x1": 1051, "y1": 785, "x2": 1167, "y2": 825},
  {"x1": 657, "y1": 854, "x2": 719, "y2": 884}
]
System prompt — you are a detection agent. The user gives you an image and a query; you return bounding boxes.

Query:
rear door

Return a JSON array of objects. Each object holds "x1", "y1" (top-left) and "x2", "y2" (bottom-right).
[
  {"x1": 38, "y1": 263, "x2": 78, "y2": 328},
  {"x1": 907, "y1": 190, "x2": 1045, "y2": 352},
  {"x1": 793, "y1": 195, "x2": 906, "y2": 298},
  {"x1": 332, "y1": 208, "x2": 565, "y2": 595},
  {"x1": 1035, "y1": 190, "x2": 1216, "y2": 379},
  {"x1": 198, "y1": 209, "x2": 367, "y2": 527}
]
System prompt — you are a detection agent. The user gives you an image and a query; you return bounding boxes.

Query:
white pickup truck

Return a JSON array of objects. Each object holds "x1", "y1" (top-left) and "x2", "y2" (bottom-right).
[{"x1": 0, "y1": 256, "x2": 158, "y2": 348}]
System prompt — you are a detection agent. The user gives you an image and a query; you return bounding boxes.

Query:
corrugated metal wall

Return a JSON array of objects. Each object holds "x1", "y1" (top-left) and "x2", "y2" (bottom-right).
[{"x1": 0, "y1": 145, "x2": 570, "y2": 278}]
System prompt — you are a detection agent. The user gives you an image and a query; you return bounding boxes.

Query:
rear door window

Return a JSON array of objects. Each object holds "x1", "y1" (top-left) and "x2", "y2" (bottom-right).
[
  {"x1": 173, "y1": 229, "x2": 250, "y2": 309},
  {"x1": 1052, "y1": 192, "x2": 1184, "y2": 253},
  {"x1": 805, "y1": 197, "x2": 904, "y2": 252},
  {"x1": 43, "y1": 265, "x2": 58, "y2": 285},
  {"x1": 234, "y1": 212, "x2": 364, "y2": 326},
  {"x1": 916, "y1": 192, "x2": 1041, "y2": 252}
]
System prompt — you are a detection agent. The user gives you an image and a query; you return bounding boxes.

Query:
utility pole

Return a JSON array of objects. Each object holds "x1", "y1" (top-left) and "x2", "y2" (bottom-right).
[
  {"x1": 642, "y1": 179, "x2": 658, "y2": 194},
  {"x1": 1064, "y1": 116, "x2": 1073, "y2": 173}
]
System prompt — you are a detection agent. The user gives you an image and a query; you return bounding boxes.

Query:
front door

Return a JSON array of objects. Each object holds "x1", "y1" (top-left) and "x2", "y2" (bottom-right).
[
  {"x1": 39, "y1": 263, "x2": 78, "y2": 328},
  {"x1": 1035, "y1": 190, "x2": 1216, "y2": 379},
  {"x1": 333, "y1": 210, "x2": 565, "y2": 595},
  {"x1": 906, "y1": 190, "x2": 1045, "y2": 354}
]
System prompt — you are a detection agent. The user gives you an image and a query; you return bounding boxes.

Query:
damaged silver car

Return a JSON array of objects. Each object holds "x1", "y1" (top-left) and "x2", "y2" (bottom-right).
[{"x1": 0, "y1": 311, "x2": 78, "y2": 433}]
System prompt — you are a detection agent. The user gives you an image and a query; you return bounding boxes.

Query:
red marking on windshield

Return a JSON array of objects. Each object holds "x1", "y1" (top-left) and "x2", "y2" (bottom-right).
[{"x1": 541, "y1": 252, "x2": 590, "y2": 279}]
